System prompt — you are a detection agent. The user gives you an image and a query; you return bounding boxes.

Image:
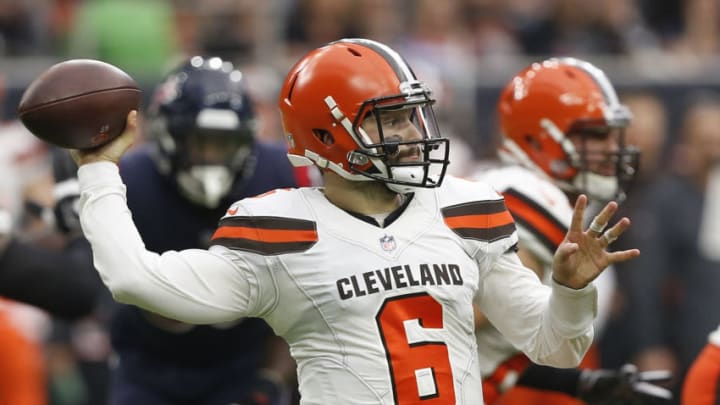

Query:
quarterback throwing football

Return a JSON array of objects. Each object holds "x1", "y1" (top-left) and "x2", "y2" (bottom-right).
[{"x1": 70, "y1": 39, "x2": 639, "y2": 404}]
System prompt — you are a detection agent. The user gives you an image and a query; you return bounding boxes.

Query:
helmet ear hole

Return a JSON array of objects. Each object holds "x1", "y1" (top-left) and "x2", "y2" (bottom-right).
[
  {"x1": 313, "y1": 129, "x2": 334, "y2": 146},
  {"x1": 524, "y1": 134, "x2": 542, "y2": 151}
]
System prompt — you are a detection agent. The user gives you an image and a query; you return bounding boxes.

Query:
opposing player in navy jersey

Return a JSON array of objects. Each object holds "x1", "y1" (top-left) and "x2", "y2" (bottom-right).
[
  {"x1": 57, "y1": 56, "x2": 304, "y2": 405},
  {"x1": 70, "y1": 39, "x2": 639, "y2": 405}
]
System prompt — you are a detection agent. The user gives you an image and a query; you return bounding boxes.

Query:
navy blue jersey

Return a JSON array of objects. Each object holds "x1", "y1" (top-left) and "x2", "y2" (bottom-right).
[{"x1": 111, "y1": 141, "x2": 299, "y2": 369}]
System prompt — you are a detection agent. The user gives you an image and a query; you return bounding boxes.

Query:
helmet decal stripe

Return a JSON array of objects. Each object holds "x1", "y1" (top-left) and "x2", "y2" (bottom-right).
[
  {"x1": 550, "y1": 57, "x2": 632, "y2": 127},
  {"x1": 339, "y1": 38, "x2": 415, "y2": 83},
  {"x1": 554, "y1": 57, "x2": 620, "y2": 107},
  {"x1": 553, "y1": 58, "x2": 633, "y2": 127}
]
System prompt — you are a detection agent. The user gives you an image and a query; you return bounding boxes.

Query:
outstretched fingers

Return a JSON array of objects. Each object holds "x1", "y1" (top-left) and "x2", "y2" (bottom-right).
[
  {"x1": 600, "y1": 216, "x2": 640, "y2": 263},
  {"x1": 606, "y1": 247, "x2": 641, "y2": 264},
  {"x1": 599, "y1": 217, "x2": 631, "y2": 248},
  {"x1": 587, "y1": 200, "x2": 619, "y2": 237},
  {"x1": 570, "y1": 194, "x2": 588, "y2": 233}
]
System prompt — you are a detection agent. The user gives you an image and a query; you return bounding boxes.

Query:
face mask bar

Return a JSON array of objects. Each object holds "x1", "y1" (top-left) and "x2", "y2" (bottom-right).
[
  {"x1": 570, "y1": 125, "x2": 640, "y2": 201},
  {"x1": 161, "y1": 126, "x2": 254, "y2": 208},
  {"x1": 349, "y1": 136, "x2": 450, "y2": 187},
  {"x1": 347, "y1": 93, "x2": 450, "y2": 189},
  {"x1": 182, "y1": 128, "x2": 254, "y2": 168}
]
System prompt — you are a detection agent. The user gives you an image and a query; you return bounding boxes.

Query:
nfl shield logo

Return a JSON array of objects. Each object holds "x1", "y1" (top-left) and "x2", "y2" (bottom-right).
[{"x1": 380, "y1": 234, "x2": 396, "y2": 251}]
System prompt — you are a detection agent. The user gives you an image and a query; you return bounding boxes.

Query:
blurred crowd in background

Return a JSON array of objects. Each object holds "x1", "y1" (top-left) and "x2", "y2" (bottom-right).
[
  {"x1": 2, "y1": 0, "x2": 720, "y2": 404},
  {"x1": 3, "y1": 0, "x2": 720, "y2": 149}
]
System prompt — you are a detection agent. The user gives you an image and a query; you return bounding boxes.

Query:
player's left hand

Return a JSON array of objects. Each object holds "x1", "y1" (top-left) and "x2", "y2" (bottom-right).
[{"x1": 551, "y1": 195, "x2": 640, "y2": 289}]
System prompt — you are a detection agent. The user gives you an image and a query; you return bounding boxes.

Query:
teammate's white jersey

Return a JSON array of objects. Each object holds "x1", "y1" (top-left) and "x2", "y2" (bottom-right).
[
  {"x1": 78, "y1": 162, "x2": 597, "y2": 405},
  {"x1": 472, "y1": 164, "x2": 612, "y2": 377},
  {"x1": 710, "y1": 324, "x2": 720, "y2": 347}
]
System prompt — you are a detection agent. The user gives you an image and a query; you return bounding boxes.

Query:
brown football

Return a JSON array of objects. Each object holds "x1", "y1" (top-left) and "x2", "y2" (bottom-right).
[{"x1": 17, "y1": 59, "x2": 141, "y2": 150}]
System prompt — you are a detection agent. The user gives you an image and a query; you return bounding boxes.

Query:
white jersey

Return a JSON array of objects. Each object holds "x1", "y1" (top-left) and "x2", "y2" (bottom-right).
[
  {"x1": 78, "y1": 162, "x2": 597, "y2": 405},
  {"x1": 472, "y1": 165, "x2": 612, "y2": 377}
]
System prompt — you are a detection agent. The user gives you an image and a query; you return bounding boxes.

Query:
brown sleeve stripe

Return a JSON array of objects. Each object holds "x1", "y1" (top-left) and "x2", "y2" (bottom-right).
[
  {"x1": 442, "y1": 200, "x2": 516, "y2": 242},
  {"x1": 211, "y1": 216, "x2": 317, "y2": 255},
  {"x1": 442, "y1": 199, "x2": 508, "y2": 217},
  {"x1": 215, "y1": 216, "x2": 316, "y2": 230},
  {"x1": 502, "y1": 188, "x2": 567, "y2": 253}
]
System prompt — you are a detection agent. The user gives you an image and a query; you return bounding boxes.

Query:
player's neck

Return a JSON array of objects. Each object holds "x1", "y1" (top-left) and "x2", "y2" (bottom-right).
[{"x1": 322, "y1": 173, "x2": 403, "y2": 215}]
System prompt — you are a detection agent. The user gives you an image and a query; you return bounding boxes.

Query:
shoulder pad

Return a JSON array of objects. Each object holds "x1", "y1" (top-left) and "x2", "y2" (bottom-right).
[
  {"x1": 437, "y1": 176, "x2": 516, "y2": 243},
  {"x1": 475, "y1": 166, "x2": 571, "y2": 262},
  {"x1": 212, "y1": 188, "x2": 318, "y2": 255}
]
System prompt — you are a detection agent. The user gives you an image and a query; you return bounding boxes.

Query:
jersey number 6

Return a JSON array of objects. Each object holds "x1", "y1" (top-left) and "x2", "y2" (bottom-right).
[{"x1": 376, "y1": 292, "x2": 456, "y2": 404}]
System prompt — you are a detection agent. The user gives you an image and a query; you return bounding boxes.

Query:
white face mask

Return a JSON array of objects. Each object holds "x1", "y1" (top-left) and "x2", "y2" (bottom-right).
[{"x1": 176, "y1": 165, "x2": 234, "y2": 208}]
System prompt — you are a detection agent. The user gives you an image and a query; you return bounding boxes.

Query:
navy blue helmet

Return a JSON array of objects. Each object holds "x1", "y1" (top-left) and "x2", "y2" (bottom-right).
[{"x1": 148, "y1": 56, "x2": 257, "y2": 207}]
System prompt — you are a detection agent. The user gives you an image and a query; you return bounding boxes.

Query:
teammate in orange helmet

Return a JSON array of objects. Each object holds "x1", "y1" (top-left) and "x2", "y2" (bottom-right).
[{"x1": 472, "y1": 58, "x2": 671, "y2": 405}]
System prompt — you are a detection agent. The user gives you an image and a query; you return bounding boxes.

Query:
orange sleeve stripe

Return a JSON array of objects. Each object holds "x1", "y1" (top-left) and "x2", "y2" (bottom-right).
[
  {"x1": 212, "y1": 226, "x2": 318, "y2": 243},
  {"x1": 443, "y1": 210, "x2": 514, "y2": 230},
  {"x1": 503, "y1": 193, "x2": 565, "y2": 247}
]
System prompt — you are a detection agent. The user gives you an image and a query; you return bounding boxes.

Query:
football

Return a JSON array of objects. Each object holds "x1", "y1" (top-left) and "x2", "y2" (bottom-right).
[{"x1": 17, "y1": 59, "x2": 141, "y2": 150}]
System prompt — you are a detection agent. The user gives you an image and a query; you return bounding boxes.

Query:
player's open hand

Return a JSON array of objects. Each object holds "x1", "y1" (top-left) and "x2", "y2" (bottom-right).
[
  {"x1": 551, "y1": 195, "x2": 640, "y2": 289},
  {"x1": 70, "y1": 110, "x2": 138, "y2": 166}
]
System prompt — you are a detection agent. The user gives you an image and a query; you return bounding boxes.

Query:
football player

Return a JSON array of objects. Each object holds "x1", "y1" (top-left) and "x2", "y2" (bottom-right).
[
  {"x1": 69, "y1": 39, "x2": 639, "y2": 404},
  {"x1": 55, "y1": 56, "x2": 303, "y2": 405},
  {"x1": 472, "y1": 58, "x2": 671, "y2": 404}
]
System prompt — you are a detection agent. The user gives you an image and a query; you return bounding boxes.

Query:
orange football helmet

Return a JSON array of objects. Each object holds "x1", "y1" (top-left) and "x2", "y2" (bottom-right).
[
  {"x1": 498, "y1": 57, "x2": 639, "y2": 201},
  {"x1": 278, "y1": 39, "x2": 449, "y2": 193}
]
